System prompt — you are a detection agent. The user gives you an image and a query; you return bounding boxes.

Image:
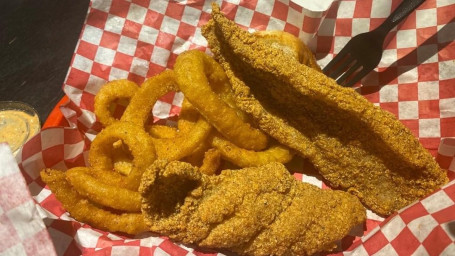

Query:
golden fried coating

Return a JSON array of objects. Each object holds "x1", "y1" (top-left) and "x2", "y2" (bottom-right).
[
  {"x1": 254, "y1": 30, "x2": 320, "y2": 70},
  {"x1": 94, "y1": 80, "x2": 139, "y2": 127},
  {"x1": 199, "y1": 148, "x2": 221, "y2": 175},
  {"x1": 121, "y1": 70, "x2": 213, "y2": 161},
  {"x1": 210, "y1": 134, "x2": 294, "y2": 167},
  {"x1": 41, "y1": 168, "x2": 148, "y2": 235},
  {"x1": 66, "y1": 167, "x2": 141, "y2": 212},
  {"x1": 202, "y1": 3, "x2": 448, "y2": 215},
  {"x1": 174, "y1": 50, "x2": 269, "y2": 151},
  {"x1": 140, "y1": 160, "x2": 365, "y2": 256},
  {"x1": 89, "y1": 121, "x2": 156, "y2": 191}
]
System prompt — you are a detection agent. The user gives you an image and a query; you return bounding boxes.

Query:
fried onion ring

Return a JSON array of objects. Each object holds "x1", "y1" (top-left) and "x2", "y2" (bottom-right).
[
  {"x1": 199, "y1": 148, "x2": 221, "y2": 175},
  {"x1": 148, "y1": 125, "x2": 178, "y2": 139},
  {"x1": 152, "y1": 124, "x2": 212, "y2": 161},
  {"x1": 41, "y1": 168, "x2": 148, "y2": 235},
  {"x1": 66, "y1": 167, "x2": 141, "y2": 212},
  {"x1": 121, "y1": 71, "x2": 212, "y2": 161},
  {"x1": 174, "y1": 50, "x2": 268, "y2": 151},
  {"x1": 152, "y1": 97, "x2": 212, "y2": 161},
  {"x1": 210, "y1": 134, "x2": 294, "y2": 167},
  {"x1": 94, "y1": 80, "x2": 139, "y2": 127},
  {"x1": 111, "y1": 140, "x2": 133, "y2": 175},
  {"x1": 121, "y1": 70, "x2": 178, "y2": 127},
  {"x1": 177, "y1": 98, "x2": 201, "y2": 132},
  {"x1": 182, "y1": 139, "x2": 211, "y2": 167},
  {"x1": 88, "y1": 121, "x2": 155, "y2": 191}
]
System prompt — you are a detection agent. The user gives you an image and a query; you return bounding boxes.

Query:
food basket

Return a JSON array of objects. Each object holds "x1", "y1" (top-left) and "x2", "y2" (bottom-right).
[{"x1": 6, "y1": 0, "x2": 455, "y2": 255}]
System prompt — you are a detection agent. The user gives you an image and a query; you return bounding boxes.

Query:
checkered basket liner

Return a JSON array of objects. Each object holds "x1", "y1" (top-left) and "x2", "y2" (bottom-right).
[{"x1": 8, "y1": 0, "x2": 455, "y2": 255}]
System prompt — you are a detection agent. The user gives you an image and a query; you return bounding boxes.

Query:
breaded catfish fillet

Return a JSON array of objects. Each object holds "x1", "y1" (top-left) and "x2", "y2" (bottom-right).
[
  {"x1": 253, "y1": 30, "x2": 320, "y2": 70},
  {"x1": 201, "y1": 3, "x2": 448, "y2": 216},
  {"x1": 140, "y1": 160, "x2": 365, "y2": 256}
]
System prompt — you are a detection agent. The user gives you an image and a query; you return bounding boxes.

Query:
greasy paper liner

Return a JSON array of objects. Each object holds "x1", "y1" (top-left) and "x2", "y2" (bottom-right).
[{"x1": 13, "y1": 0, "x2": 455, "y2": 255}]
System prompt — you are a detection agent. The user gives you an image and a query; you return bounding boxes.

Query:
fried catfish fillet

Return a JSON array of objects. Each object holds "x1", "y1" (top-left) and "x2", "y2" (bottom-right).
[
  {"x1": 253, "y1": 30, "x2": 320, "y2": 70},
  {"x1": 201, "y1": 3, "x2": 448, "y2": 216},
  {"x1": 140, "y1": 160, "x2": 365, "y2": 256}
]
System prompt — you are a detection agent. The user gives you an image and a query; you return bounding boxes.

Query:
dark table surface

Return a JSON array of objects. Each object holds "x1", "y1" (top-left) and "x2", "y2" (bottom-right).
[{"x1": 0, "y1": 0, "x2": 90, "y2": 123}]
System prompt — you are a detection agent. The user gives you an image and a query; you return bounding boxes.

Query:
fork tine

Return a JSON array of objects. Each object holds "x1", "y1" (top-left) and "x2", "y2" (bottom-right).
[
  {"x1": 322, "y1": 47, "x2": 350, "y2": 75},
  {"x1": 336, "y1": 62, "x2": 361, "y2": 86},
  {"x1": 342, "y1": 67, "x2": 371, "y2": 87},
  {"x1": 327, "y1": 54, "x2": 355, "y2": 80}
]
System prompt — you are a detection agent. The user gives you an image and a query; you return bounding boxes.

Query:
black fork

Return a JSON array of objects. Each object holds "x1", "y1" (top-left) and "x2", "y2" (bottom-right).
[{"x1": 323, "y1": 0, "x2": 426, "y2": 87}]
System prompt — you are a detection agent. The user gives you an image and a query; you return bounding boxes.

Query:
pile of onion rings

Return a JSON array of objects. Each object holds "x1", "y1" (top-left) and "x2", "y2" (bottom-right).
[
  {"x1": 40, "y1": 39, "x2": 313, "y2": 234},
  {"x1": 93, "y1": 49, "x2": 296, "y2": 175}
]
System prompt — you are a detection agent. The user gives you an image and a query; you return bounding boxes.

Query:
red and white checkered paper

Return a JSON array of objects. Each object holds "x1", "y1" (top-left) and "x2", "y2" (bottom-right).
[
  {"x1": 11, "y1": 0, "x2": 455, "y2": 255},
  {"x1": 0, "y1": 144, "x2": 56, "y2": 256}
]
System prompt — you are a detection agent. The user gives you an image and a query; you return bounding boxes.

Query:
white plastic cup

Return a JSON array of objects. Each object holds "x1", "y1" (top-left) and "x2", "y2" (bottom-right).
[{"x1": 291, "y1": 0, "x2": 335, "y2": 44}]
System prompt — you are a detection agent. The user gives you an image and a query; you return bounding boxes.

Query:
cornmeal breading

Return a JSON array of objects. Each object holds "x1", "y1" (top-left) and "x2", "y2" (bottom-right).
[
  {"x1": 202, "y1": 3, "x2": 448, "y2": 215},
  {"x1": 140, "y1": 160, "x2": 366, "y2": 256},
  {"x1": 253, "y1": 30, "x2": 320, "y2": 70}
]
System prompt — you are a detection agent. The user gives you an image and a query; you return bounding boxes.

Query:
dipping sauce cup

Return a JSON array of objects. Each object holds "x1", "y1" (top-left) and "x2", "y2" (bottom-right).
[{"x1": 0, "y1": 101, "x2": 41, "y2": 156}]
